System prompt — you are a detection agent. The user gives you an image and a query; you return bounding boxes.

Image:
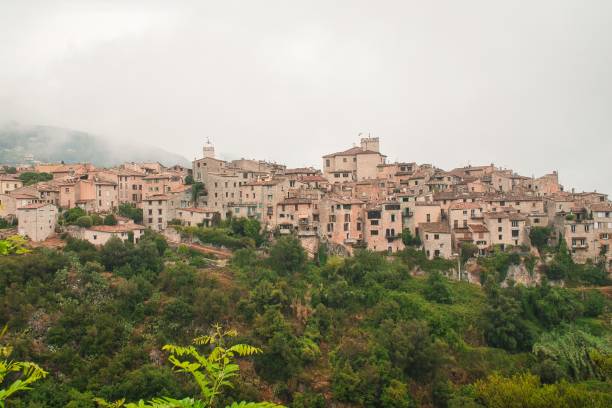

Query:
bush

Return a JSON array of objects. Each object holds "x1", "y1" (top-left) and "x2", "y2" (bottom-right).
[
  {"x1": 268, "y1": 235, "x2": 307, "y2": 275},
  {"x1": 424, "y1": 271, "x2": 453, "y2": 304},
  {"x1": 529, "y1": 226, "x2": 551, "y2": 252},
  {"x1": 103, "y1": 214, "x2": 117, "y2": 226},
  {"x1": 75, "y1": 216, "x2": 93, "y2": 228},
  {"x1": 63, "y1": 207, "x2": 87, "y2": 224},
  {"x1": 118, "y1": 203, "x2": 143, "y2": 223}
]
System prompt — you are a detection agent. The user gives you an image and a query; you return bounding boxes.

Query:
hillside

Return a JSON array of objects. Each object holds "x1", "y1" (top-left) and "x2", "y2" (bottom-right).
[
  {"x1": 1, "y1": 220, "x2": 611, "y2": 407},
  {"x1": 0, "y1": 123, "x2": 190, "y2": 167}
]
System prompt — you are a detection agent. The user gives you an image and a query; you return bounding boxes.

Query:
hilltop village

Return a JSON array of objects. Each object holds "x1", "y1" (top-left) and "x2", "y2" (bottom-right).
[{"x1": 1, "y1": 136, "x2": 610, "y2": 273}]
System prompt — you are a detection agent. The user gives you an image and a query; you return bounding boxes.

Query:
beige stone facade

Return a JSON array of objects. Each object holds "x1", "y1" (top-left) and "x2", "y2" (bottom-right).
[{"x1": 17, "y1": 203, "x2": 57, "y2": 242}]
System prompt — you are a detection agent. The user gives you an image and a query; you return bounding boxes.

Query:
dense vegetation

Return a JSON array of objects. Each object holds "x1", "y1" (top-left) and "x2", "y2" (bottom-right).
[
  {"x1": 0, "y1": 223, "x2": 610, "y2": 407},
  {"x1": 18, "y1": 172, "x2": 53, "y2": 185}
]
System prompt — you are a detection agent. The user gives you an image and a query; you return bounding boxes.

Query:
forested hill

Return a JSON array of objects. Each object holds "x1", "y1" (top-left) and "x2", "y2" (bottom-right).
[
  {"x1": 1, "y1": 220, "x2": 611, "y2": 407},
  {"x1": 0, "y1": 123, "x2": 190, "y2": 167}
]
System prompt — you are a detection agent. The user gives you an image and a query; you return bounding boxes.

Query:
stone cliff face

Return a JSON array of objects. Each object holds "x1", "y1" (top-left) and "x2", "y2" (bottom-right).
[{"x1": 463, "y1": 258, "x2": 543, "y2": 287}]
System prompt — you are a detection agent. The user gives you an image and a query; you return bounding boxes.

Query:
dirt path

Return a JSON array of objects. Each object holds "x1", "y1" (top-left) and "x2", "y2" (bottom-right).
[{"x1": 170, "y1": 241, "x2": 233, "y2": 259}]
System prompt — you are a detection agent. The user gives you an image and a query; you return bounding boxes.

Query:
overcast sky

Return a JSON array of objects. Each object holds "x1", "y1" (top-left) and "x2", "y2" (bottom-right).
[{"x1": 1, "y1": 0, "x2": 611, "y2": 193}]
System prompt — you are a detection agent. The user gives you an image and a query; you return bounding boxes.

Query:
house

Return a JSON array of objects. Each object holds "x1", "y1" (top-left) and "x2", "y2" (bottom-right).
[
  {"x1": 319, "y1": 196, "x2": 365, "y2": 253},
  {"x1": 323, "y1": 137, "x2": 387, "y2": 182},
  {"x1": 275, "y1": 198, "x2": 319, "y2": 234},
  {"x1": 142, "y1": 194, "x2": 171, "y2": 231},
  {"x1": 484, "y1": 211, "x2": 529, "y2": 249},
  {"x1": 0, "y1": 175, "x2": 23, "y2": 194},
  {"x1": 448, "y1": 202, "x2": 484, "y2": 230},
  {"x1": 363, "y1": 201, "x2": 404, "y2": 253},
  {"x1": 16, "y1": 203, "x2": 57, "y2": 242},
  {"x1": 0, "y1": 192, "x2": 40, "y2": 217},
  {"x1": 176, "y1": 207, "x2": 219, "y2": 227},
  {"x1": 81, "y1": 223, "x2": 145, "y2": 246},
  {"x1": 419, "y1": 222, "x2": 452, "y2": 259},
  {"x1": 406, "y1": 202, "x2": 442, "y2": 235}
]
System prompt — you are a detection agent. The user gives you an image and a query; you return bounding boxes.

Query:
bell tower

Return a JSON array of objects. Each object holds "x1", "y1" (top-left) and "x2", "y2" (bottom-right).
[{"x1": 203, "y1": 138, "x2": 215, "y2": 159}]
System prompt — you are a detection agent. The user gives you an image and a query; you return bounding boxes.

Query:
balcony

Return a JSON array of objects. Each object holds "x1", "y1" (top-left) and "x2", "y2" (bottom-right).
[{"x1": 571, "y1": 241, "x2": 588, "y2": 249}]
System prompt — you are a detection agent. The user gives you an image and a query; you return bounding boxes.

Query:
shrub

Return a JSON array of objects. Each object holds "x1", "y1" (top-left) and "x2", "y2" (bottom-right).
[{"x1": 75, "y1": 216, "x2": 93, "y2": 228}]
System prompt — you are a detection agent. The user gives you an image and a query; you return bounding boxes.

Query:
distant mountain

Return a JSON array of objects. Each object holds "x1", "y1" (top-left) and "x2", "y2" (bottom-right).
[{"x1": 0, "y1": 123, "x2": 190, "y2": 167}]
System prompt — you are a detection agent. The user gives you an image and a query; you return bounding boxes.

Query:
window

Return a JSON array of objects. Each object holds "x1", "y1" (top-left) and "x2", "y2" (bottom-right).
[
  {"x1": 512, "y1": 230, "x2": 519, "y2": 238},
  {"x1": 534, "y1": 218, "x2": 540, "y2": 224},
  {"x1": 148, "y1": 209, "x2": 152, "y2": 215},
  {"x1": 498, "y1": 218, "x2": 502, "y2": 223},
  {"x1": 511, "y1": 220, "x2": 519, "y2": 227},
  {"x1": 326, "y1": 159, "x2": 330, "y2": 167},
  {"x1": 498, "y1": 234, "x2": 502, "y2": 240},
  {"x1": 426, "y1": 214, "x2": 431, "y2": 222},
  {"x1": 371, "y1": 230, "x2": 379, "y2": 235},
  {"x1": 434, "y1": 234, "x2": 439, "y2": 240},
  {"x1": 454, "y1": 220, "x2": 458, "y2": 228},
  {"x1": 571, "y1": 225, "x2": 576, "y2": 233},
  {"x1": 498, "y1": 227, "x2": 502, "y2": 232},
  {"x1": 463, "y1": 220, "x2": 468, "y2": 227},
  {"x1": 344, "y1": 223, "x2": 349, "y2": 231},
  {"x1": 391, "y1": 214, "x2": 396, "y2": 222},
  {"x1": 343, "y1": 157, "x2": 347, "y2": 162}
]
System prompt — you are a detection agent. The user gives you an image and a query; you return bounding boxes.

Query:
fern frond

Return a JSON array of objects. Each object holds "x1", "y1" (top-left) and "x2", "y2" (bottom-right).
[{"x1": 228, "y1": 344, "x2": 262, "y2": 356}]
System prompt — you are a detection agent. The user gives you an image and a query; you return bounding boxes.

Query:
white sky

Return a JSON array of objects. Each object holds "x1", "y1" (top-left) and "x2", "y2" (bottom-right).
[{"x1": 1, "y1": 0, "x2": 611, "y2": 193}]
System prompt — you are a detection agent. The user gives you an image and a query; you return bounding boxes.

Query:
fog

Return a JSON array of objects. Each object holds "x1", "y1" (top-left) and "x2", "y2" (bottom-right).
[{"x1": 1, "y1": 0, "x2": 611, "y2": 193}]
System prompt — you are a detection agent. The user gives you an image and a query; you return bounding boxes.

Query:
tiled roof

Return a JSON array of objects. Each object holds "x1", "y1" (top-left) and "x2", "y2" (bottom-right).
[
  {"x1": 284, "y1": 167, "x2": 318, "y2": 175},
  {"x1": 420, "y1": 222, "x2": 451, "y2": 234},
  {"x1": 449, "y1": 202, "x2": 482, "y2": 210},
  {"x1": 323, "y1": 146, "x2": 386, "y2": 158},
  {"x1": 591, "y1": 203, "x2": 612, "y2": 212},
  {"x1": 179, "y1": 207, "x2": 218, "y2": 213},
  {"x1": 278, "y1": 197, "x2": 313, "y2": 205},
  {"x1": 300, "y1": 175, "x2": 328, "y2": 182},
  {"x1": 469, "y1": 224, "x2": 489, "y2": 233},
  {"x1": 89, "y1": 224, "x2": 145, "y2": 233},
  {"x1": 18, "y1": 203, "x2": 54, "y2": 210}
]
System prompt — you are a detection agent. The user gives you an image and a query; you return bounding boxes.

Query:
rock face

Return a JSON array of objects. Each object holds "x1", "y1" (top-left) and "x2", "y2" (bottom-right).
[
  {"x1": 504, "y1": 263, "x2": 541, "y2": 287},
  {"x1": 463, "y1": 258, "x2": 543, "y2": 287}
]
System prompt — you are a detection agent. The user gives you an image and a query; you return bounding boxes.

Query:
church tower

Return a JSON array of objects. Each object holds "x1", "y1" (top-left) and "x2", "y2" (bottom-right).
[{"x1": 203, "y1": 139, "x2": 215, "y2": 159}]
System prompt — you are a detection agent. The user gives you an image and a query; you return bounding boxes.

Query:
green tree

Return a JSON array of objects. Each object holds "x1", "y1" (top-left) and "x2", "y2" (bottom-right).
[
  {"x1": 76, "y1": 216, "x2": 93, "y2": 228},
  {"x1": 63, "y1": 207, "x2": 87, "y2": 224},
  {"x1": 118, "y1": 203, "x2": 143, "y2": 224},
  {"x1": 1, "y1": 326, "x2": 48, "y2": 406},
  {"x1": 424, "y1": 271, "x2": 453, "y2": 304},
  {"x1": 268, "y1": 236, "x2": 306, "y2": 275},
  {"x1": 483, "y1": 280, "x2": 535, "y2": 352},
  {"x1": 104, "y1": 214, "x2": 118, "y2": 226},
  {"x1": 380, "y1": 380, "x2": 415, "y2": 408},
  {"x1": 95, "y1": 325, "x2": 281, "y2": 408},
  {"x1": 191, "y1": 182, "x2": 205, "y2": 207},
  {"x1": 529, "y1": 226, "x2": 551, "y2": 253},
  {"x1": 18, "y1": 172, "x2": 53, "y2": 186}
]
